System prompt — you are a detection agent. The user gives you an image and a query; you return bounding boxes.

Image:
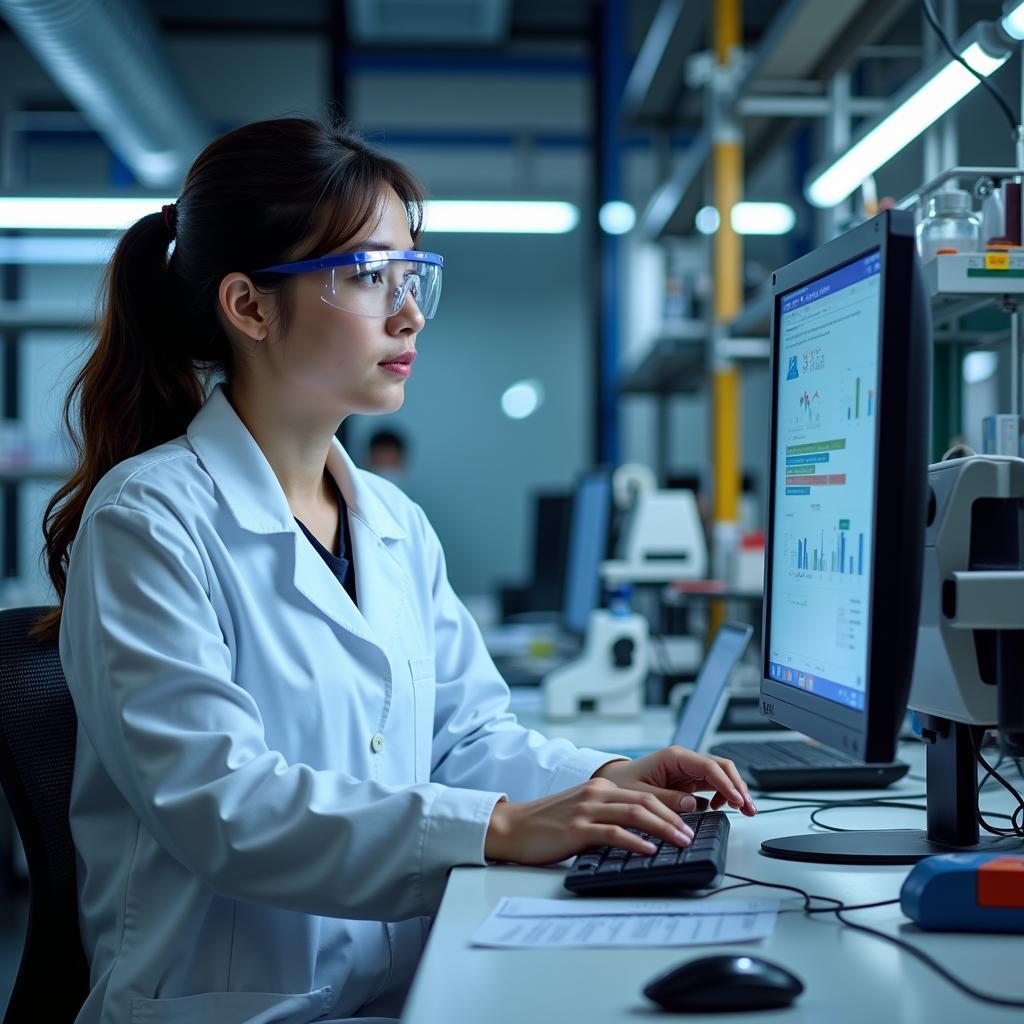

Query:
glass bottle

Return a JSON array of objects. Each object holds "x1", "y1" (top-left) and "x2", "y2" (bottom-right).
[{"x1": 916, "y1": 189, "x2": 982, "y2": 261}]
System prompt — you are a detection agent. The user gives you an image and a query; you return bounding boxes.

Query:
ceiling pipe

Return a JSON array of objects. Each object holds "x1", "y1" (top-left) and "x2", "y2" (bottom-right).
[{"x1": 0, "y1": 0, "x2": 211, "y2": 187}]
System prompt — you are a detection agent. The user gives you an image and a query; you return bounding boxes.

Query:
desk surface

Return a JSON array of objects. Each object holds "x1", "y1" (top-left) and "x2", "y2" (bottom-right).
[{"x1": 404, "y1": 725, "x2": 1024, "y2": 1023}]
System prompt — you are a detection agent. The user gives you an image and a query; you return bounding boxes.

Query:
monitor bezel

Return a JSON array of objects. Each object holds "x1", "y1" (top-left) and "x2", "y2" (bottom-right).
[{"x1": 760, "y1": 210, "x2": 929, "y2": 763}]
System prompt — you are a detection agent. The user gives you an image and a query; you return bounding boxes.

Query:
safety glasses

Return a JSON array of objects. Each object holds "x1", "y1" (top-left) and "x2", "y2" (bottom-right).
[{"x1": 252, "y1": 250, "x2": 444, "y2": 320}]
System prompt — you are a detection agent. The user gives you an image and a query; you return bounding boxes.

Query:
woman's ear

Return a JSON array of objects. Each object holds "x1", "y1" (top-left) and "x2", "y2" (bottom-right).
[{"x1": 219, "y1": 273, "x2": 272, "y2": 342}]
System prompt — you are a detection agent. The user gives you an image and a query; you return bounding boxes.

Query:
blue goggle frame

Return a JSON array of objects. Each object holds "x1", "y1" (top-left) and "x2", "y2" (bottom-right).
[{"x1": 253, "y1": 250, "x2": 444, "y2": 275}]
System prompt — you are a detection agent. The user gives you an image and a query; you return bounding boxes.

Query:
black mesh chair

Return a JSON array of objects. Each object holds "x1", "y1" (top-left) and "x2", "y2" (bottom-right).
[{"x1": 0, "y1": 605, "x2": 89, "y2": 1023}]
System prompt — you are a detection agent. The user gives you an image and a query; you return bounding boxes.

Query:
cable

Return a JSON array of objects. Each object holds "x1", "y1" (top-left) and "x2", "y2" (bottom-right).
[
  {"x1": 720, "y1": 872, "x2": 1024, "y2": 1008},
  {"x1": 750, "y1": 745, "x2": 1024, "y2": 837},
  {"x1": 678, "y1": 880, "x2": 756, "y2": 900},
  {"x1": 833, "y1": 909, "x2": 1024, "y2": 1009},
  {"x1": 808, "y1": 799, "x2": 928, "y2": 832},
  {"x1": 805, "y1": 898, "x2": 901, "y2": 914},
  {"x1": 647, "y1": 629, "x2": 675, "y2": 680},
  {"x1": 920, "y1": 0, "x2": 1018, "y2": 134},
  {"x1": 972, "y1": 731, "x2": 1024, "y2": 838}
]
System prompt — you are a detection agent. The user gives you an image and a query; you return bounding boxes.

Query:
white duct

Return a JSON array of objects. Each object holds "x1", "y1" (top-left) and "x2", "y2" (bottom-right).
[{"x1": 0, "y1": 0, "x2": 210, "y2": 188}]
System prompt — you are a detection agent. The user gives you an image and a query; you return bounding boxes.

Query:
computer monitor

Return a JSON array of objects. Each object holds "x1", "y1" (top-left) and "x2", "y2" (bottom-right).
[
  {"x1": 531, "y1": 493, "x2": 572, "y2": 612},
  {"x1": 562, "y1": 469, "x2": 613, "y2": 637},
  {"x1": 759, "y1": 210, "x2": 933, "y2": 863}
]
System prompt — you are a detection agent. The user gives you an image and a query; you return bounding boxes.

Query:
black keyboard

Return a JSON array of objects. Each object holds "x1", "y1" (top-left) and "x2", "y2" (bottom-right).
[
  {"x1": 564, "y1": 811, "x2": 730, "y2": 895},
  {"x1": 710, "y1": 740, "x2": 910, "y2": 791}
]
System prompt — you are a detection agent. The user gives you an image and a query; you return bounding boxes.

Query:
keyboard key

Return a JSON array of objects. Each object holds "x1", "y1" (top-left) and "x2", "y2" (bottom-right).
[{"x1": 622, "y1": 857, "x2": 652, "y2": 871}]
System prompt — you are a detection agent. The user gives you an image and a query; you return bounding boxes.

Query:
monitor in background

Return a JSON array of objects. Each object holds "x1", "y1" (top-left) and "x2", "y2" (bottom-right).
[
  {"x1": 530, "y1": 493, "x2": 572, "y2": 612},
  {"x1": 562, "y1": 469, "x2": 613, "y2": 637},
  {"x1": 759, "y1": 210, "x2": 933, "y2": 863}
]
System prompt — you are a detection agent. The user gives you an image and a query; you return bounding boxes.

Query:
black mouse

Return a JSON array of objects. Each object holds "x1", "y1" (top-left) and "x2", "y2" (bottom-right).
[{"x1": 643, "y1": 954, "x2": 804, "y2": 1013}]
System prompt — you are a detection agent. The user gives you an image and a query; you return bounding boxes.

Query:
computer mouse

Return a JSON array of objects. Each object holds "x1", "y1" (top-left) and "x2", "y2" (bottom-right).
[{"x1": 643, "y1": 954, "x2": 804, "y2": 1013}]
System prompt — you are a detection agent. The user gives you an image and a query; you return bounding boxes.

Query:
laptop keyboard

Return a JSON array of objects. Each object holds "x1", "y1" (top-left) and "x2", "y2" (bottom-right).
[{"x1": 564, "y1": 811, "x2": 730, "y2": 894}]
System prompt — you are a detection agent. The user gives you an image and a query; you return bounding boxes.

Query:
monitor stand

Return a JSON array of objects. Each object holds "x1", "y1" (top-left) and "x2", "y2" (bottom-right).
[{"x1": 761, "y1": 715, "x2": 1024, "y2": 865}]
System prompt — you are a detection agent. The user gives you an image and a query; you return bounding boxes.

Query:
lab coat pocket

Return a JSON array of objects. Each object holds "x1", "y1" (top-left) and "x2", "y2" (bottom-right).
[
  {"x1": 409, "y1": 654, "x2": 436, "y2": 783},
  {"x1": 129, "y1": 985, "x2": 333, "y2": 1024}
]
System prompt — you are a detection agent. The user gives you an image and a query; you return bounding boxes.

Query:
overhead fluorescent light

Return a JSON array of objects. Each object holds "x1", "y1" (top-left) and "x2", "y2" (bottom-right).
[
  {"x1": 424, "y1": 200, "x2": 579, "y2": 234},
  {"x1": 0, "y1": 196, "x2": 176, "y2": 230},
  {"x1": 0, "y1": 236, "x2": 116, "y2": 264},
  {"x1": 694, "y1": 203, "x2": 795, "y2": 236},
  {"x1": 806, "y1": 24, "x2": 1011, "y2": 208},
  {"x1": 731, "y1": 202, "x2": 796, "y2": 235},
  {"x1": 0, "y1": 196, "x2": 581, "y2": 235},
  {"x1": 1002, "y1": 1, "x2": 1024, "y2": 40}
]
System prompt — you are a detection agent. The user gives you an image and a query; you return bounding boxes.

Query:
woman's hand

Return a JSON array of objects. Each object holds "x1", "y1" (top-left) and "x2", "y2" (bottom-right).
[
  {"x1": 484, "y1": 777, "x2": 696, "y2": 865},
  {"x1": 593, "y1": 746, "x2": 757, "y2": 817}
]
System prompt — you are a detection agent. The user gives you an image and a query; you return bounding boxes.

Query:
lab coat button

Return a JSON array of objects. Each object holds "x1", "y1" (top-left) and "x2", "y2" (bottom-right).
[{"x1": 371, "y1": 732, "x2": 385, "y2": 753}]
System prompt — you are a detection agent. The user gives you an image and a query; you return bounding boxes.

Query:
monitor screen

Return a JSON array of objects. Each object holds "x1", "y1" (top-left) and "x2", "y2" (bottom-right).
[
  {"x1": 531, "y1": 494, "x2": 572, "y2": 610},
  {"x1": 562, "y1": 471, "x2": 612, "y2": 636},
  {"x1": 766, "y1": 250, "x2": 881, "y2": 714}
]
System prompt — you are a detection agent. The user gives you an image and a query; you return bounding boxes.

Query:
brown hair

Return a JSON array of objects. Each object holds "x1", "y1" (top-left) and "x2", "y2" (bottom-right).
[{"x1": 32, "y1": 116, "x2": 426, "y2": 644}]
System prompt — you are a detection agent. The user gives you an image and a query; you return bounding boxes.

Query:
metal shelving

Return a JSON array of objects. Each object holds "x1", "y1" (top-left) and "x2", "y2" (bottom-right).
[{"x1": 619, "y1": 319, "x2": 705, "y2": 394}]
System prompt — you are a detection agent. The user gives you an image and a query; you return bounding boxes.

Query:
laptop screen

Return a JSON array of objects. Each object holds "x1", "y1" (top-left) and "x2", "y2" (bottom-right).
[{"x1": 671, "y1": 623, "x2": 753, "y2": 749}]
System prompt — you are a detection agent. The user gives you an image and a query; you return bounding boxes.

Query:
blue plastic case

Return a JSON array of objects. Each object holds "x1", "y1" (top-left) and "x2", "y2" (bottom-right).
[{"x1": 901, "y1": 853, "x2": 1024, "y2": 932}]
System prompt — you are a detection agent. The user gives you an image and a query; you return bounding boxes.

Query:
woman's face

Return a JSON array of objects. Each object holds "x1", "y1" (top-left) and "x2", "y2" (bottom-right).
[{"x1": 259, "y1": 187, "x2": 426, "y2": 423}]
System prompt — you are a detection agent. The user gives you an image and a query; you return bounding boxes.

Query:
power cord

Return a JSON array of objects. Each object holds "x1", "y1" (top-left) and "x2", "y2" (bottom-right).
[
  {"x1": 716, "y1": 871, "x2": 1024, "y2": 1009},
  {"x1": 972, "y1": 731, "x2": 1024, "y2": 838},
  {"x1": 750, "y1": 788, "x2": 1024, "y2": 835},
  {"x1": 748, "y1": 732, "x2": 1024, "y2": 836},
  {"x1": 921, "y1": 0, "x2": 1018, "y2": 134},
  {"x1": 648, "y1": 629, "x2": 675, "y2": 680}
]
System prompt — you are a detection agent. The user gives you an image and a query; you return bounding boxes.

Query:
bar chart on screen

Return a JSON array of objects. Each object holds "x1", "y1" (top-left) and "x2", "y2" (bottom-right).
[{"x1": 786, "y1": 522, "x2": 865, "y2": 578}]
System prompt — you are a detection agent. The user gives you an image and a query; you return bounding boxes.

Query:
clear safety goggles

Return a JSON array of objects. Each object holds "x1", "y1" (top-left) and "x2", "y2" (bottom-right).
[{"x1": 252, "y1": 250, "x2": 444, "y2": 320}]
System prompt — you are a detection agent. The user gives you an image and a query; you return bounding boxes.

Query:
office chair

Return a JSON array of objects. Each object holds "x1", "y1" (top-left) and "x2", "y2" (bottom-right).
[{"x1": 0, "y1": 605, "x2": 89, "y2": 1023}]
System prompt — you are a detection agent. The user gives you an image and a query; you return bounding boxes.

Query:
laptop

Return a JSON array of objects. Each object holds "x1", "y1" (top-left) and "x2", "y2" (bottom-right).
[{"x1": 613, "y1": 621, "x2": 909, "y2": 791}]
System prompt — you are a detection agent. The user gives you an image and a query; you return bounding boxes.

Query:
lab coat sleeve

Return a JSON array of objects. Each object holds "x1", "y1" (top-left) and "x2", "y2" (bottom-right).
[
  {"x1": 415, "y1": 506, "x2": 625, "y2": 800},
  {"x1": 60, "y1": 502, "x2": 504, "y2": 922}
]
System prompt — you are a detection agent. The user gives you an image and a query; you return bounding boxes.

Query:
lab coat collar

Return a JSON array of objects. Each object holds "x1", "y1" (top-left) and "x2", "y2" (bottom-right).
[{"x1": 186, "y1": 382, "x2": 407, "y2": 543}]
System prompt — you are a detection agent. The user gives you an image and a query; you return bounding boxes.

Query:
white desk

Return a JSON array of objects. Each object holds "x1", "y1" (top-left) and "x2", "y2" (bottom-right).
[{"x1": 403, "y1": 711, "x2": 1024, "y2": 1023}]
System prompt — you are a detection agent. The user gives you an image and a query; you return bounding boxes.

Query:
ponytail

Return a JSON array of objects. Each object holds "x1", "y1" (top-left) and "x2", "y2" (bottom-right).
[{"x1": 31, "y1": 211, "x2": 211, "y2": 644}]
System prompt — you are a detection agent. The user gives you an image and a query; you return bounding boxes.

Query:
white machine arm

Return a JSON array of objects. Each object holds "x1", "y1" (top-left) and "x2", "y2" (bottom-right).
[{"x1": 944, "y1": 570, "x2": 1024, "y2": 629}]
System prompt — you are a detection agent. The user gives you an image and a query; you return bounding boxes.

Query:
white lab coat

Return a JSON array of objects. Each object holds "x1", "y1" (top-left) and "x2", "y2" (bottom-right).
[{"x1": 59, "y1": 382, "x2": 619, "y2": 1024}]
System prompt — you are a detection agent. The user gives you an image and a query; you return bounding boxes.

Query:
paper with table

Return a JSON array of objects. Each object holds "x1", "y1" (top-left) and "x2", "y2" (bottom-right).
[{"x1": 471, "y1": 896, "x2": 779, "y2": 949}]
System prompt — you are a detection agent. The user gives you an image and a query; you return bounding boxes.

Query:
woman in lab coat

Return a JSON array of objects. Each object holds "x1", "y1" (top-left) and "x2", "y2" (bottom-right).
[{"x1": 35, "y1": 117, "x2": 756, "y2": 1024}]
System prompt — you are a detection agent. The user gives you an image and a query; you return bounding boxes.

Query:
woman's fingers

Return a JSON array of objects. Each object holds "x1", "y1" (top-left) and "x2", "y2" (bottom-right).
[
  {"x1": 578, "y1": 798, "x2": 693, "y2": 851},
  {"x1": 708, "y1": 755, "x2": 757, "y2": 815},
  {"x1": 669, "y1": 747, "x2": 748, "y2": 811},
  {"x1": 628, "y1": 781, "x2": 700, "y2": 814},
  {"x1": 604, "y1": 785, "x2": 696, "y2": 837}
]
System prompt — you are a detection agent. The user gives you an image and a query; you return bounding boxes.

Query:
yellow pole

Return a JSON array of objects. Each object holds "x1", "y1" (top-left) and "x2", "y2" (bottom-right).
[{"x1": 711, "y1": 0, "x2": 742, "y2": 634}]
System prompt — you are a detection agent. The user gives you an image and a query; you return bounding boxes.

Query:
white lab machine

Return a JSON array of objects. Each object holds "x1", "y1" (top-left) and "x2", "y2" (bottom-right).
[
  {"x1": 542, "y1": 465, "x2": 709, "y2": 718},
  {"x1": 601, "y1": 487, "x2": 708, "y2": 585},
  {"x1": 542, "y1": 606, "x2": 649, "y2": 719}
]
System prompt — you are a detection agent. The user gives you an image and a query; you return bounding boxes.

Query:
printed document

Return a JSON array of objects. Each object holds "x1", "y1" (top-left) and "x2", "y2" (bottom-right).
[{"x1": 471, "y1": 896, "x2": 778, "y2": 949}]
